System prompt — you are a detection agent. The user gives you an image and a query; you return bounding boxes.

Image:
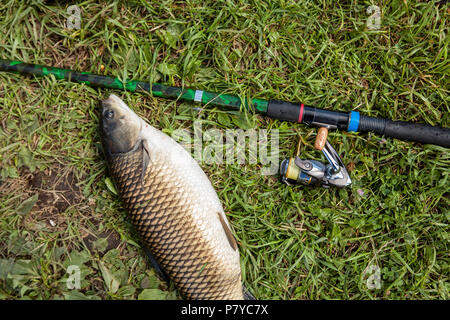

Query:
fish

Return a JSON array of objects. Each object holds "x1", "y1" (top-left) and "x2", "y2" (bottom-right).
[{"x1": 100, "y1": 94, "x2": 250, "y2": 300}]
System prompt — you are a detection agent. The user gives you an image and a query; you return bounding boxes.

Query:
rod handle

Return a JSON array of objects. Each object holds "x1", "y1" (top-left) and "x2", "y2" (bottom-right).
[{"x1": 358, "y1": 115, "x2": 450, "y2": 148}]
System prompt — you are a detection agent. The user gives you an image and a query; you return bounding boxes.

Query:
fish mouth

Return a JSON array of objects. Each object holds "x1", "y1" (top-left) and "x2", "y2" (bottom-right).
[
  {"x1": 101, "y1": 94, "x2": 141, "y2": 127},
  {"x1": 100, "y1": 94, "x2": 143, "y2": 154},
  {"x1": 101, "y1": 94, "x2": 128, "y2": 114},
  {"x1": 101, "y1": 94, "x2": 139, "y2": 121},
  {"x1": 102, "y1": 94, "x2": 120, "y2": 106}
]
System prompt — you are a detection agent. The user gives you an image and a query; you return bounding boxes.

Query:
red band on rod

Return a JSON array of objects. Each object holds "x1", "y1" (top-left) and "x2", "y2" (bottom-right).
[{"x1": 298, "y1": 104, "x2": 304, "y2": 123}]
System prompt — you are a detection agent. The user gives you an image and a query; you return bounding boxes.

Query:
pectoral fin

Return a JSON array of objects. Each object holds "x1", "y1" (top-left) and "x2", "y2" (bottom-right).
[
  {"x1": 217, "y1": 212, "x2": 238, "y2": 251},
  {"x1": 141, "y1": 139, "x2": 151, "y2": 184}
]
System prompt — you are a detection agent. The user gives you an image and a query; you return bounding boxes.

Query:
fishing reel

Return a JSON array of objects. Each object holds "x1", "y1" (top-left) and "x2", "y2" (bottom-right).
[{"x1": 280, "y1": 127, "x2": 352, "y2": 188}]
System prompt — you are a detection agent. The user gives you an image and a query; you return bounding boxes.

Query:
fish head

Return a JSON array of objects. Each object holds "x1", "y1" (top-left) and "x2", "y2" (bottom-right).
[{"x1": 101, "y1": 94, "x2": 142, "y2": 154}]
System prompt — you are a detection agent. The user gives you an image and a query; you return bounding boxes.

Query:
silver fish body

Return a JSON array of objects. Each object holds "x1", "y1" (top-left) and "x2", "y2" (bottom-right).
[{"x1": 101, "y1": 94, "x2": 245, "y2": 299}]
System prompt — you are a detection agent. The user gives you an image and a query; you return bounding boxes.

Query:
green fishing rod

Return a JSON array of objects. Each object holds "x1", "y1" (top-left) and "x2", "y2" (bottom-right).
[{"x1": 1, "y1": 59, "x2": 449, "y2": 148}]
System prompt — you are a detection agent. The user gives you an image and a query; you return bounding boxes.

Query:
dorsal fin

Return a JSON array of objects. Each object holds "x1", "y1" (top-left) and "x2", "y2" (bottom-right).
[{"x1": 217, "y1": 212, "x2": 238, "y2": 251}]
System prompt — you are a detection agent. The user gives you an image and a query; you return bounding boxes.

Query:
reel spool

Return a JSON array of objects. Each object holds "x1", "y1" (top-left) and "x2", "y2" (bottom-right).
[{"x1": 280, "y1": 127, "x2": 352, "y2": 188}]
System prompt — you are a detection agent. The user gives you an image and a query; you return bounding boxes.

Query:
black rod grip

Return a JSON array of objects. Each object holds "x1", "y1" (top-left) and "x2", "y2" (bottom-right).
[
  {"x1": 359, "y1": 115, "x2": 450, "y2": 148},
  {"x1": 266, "y1": 100, "x2": 301, "y2": 122}
]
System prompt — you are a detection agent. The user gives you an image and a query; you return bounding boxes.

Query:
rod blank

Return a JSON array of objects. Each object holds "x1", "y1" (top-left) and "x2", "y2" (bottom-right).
[{"x1": 1, "y1": 59, "x2": 449, "y2": 148}]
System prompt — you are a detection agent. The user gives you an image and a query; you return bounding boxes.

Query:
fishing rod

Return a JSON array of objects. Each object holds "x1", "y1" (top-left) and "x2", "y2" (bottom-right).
[{"x1": 1, "y1": 59, "x2": 449, "y2": 149}]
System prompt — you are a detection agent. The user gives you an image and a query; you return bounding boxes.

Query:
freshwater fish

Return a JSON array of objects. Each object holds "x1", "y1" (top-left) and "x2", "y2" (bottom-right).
[{"x1": 100, "y1": 94, "x2": 248, "y2": 300}]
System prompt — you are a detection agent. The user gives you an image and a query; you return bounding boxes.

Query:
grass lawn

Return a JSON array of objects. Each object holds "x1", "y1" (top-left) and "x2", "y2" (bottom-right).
[{"x1": 0, "y1": 0, "x2": 448, "y2": 300}]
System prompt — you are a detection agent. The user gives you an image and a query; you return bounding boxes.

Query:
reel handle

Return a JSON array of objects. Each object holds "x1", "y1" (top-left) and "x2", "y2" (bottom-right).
[{"x1": 314, "y1": 127, "x2": 328, "y2": 151}]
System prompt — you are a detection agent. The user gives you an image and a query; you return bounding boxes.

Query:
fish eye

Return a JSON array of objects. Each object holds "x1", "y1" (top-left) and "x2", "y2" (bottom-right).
[{"x1": 103, "y1": 109, "x2": 114, "y2": 120}]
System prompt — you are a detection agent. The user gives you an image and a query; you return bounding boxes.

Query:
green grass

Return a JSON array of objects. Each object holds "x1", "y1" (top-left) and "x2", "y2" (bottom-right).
[{"x1": 0, "y1": 0, "x2": 449, "y2": 300}]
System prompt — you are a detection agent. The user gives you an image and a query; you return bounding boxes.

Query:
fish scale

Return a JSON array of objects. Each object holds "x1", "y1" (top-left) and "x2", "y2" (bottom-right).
[{"x1": 107, "y1": 140, "x2": 244, "y2": 299}]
